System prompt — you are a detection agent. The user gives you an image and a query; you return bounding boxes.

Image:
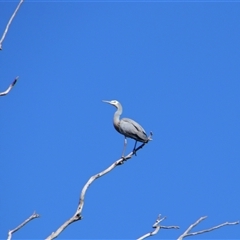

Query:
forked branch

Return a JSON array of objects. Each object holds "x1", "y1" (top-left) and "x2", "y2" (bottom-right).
[
  {"x1": 137, "y1": 214, "x2": 179, "y2": 240},
  {"x1": 0, "y1": 76, "x2": 19, "y2": 97},
  {"x1": 7, "y1": 211, "x2": 40, "y2": 240},
  {"x1": 45, "y1": 133, "x2": 153, "y2": 240},
  {"x1": 177, "y1": 216, "x2": 239, "y2": 240},
  {"x1": 0, "y1": 0, "x2": 24, "y2": 50}
]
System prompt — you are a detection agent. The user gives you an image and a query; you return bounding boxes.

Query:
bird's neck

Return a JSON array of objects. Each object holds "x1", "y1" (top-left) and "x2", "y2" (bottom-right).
[{"x1": 113, "y1": 105, "x2": 122, "y2": 133}]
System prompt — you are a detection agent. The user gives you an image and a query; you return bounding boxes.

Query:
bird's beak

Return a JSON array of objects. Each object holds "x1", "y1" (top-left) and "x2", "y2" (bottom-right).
[{"x1": 102, "y1": 100, "x2": 111, "y2": 104}]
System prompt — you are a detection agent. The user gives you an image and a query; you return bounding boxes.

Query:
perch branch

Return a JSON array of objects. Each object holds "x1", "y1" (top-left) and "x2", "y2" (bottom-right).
[
  {"x1": 0, "y1": 76, "x2": 19, "y2": 97},
  {"x1": 137, "y1": 214, "x2": 179, "y2": 240},
  {"x1": 177, "y1": 216, "x2": 239, "y2": 240},
  {"x1": 45, "y1": 132, "x2": 153, "y2": 240},
  {"x1": 7, "y1": 211, "x2": 40, "y2": 240},
  {"x1": 0, "y1": 0, "x2": 24, "y2": 50}
]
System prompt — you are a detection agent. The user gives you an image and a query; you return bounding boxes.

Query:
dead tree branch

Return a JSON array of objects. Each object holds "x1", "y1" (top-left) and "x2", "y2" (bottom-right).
[
  {"x1": 0, "y1": 76, "x2": 19, "y2": 97},
  {"x1": 0, "y1": 0, "x2": 24, "y2": 50},
  {"x1": 177, "y1": 216, "x2": 239, "y2": 240},
  {"x1": 45, "y1": 133, "x2": 153, "y2": 240},
  {"x1": 137, "y1": 214, "x2": 179, "y2": 240},
  {"x1": 7, "y1": 211, "x2": 40, "y2": 240}
]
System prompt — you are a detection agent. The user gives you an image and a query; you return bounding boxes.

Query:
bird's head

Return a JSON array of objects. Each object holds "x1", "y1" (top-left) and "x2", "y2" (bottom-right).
[{"x1": 102, "y1": 100, "x2": 120, "y2": 108}]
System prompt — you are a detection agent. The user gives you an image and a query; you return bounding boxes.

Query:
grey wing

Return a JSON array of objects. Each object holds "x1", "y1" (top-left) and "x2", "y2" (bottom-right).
[{"x1": 119, "y1": 118, "x2": 148, "y2": 142}]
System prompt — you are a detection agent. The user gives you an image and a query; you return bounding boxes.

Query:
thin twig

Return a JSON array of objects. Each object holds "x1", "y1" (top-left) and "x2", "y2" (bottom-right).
[
  {"x1": 0, "y1": 0, "x2": 24, "y2": 50},
  {"x1": 177, "y1": 216, "x2": 239, "y2": 240},
  {"x1": 45, "y1": 133, "x2": 153, "y2": 240},
  {"x1": 137, "y1": 214, "x2": 179, "y2": 240},
  {"x1": 0, "y1": 76, "x2": 19, "y2": 97},
  {"x1": 7, "y1": 211, "x2": 40, "y2": 240}
]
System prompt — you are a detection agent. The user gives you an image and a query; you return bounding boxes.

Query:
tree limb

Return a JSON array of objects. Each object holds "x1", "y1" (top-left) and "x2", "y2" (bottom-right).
[
  {"x1": 0, "y1": 0, "x2": 24, "y2": 50},
  {"x1": 0, "y1": 76, "x2": 19, "y2": 97},
  {"x1": 137, "y1": 214, "x2": 179, "y2": 240},
  {"x1": 45, "y1": 133, "x2": 153, "y2": 240},
  {"x1": 7, "y1": 211, "x2": 40, "y2": 240},
  {"x1": 177, "y1": 216, "x2": 239, "y2": 240}
]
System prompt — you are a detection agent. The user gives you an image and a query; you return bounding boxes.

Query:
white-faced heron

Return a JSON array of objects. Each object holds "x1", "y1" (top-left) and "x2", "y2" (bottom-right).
[{"x1": 103, "y1": 100, "x2": 150, "y2": 157}]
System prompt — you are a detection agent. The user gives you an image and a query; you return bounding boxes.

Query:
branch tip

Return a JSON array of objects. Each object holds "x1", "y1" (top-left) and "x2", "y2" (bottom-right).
[
  {"x1": 7, "y1": 211, "x2": 39, "y2": 240},
  {"x1": 177, "y1": 216, "x2": 239, "y2": 240},
  {"x1": 0, "y1": 0, "x2": 24, "y2": 49}
]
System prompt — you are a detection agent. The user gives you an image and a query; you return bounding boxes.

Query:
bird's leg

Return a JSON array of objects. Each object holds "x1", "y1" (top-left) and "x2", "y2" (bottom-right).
[
  {"x1": 133, "y1": 141, "x2": 137, "y2": 156},
  {"x1": 121, "y1": 137, "x2": 127, "y2": 158}
]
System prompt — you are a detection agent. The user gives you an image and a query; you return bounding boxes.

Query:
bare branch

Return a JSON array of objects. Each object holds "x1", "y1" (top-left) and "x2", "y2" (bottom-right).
[
  {"x1": 0, "y1": 76, "x2": 19, "y2": 97},
  {"x1": 137, "y1": 214, "x2": 179, "y2": 240},
  {"x1": 45, "y1": 133, "x2": 153, "y2": 240},
  {"x1": 7, "y1": 211, "x2": 40, "y2": 240},
  {"x1": 0, "y1": 0, "x2": 24, "y2": 50},
  {"x1": 177, "y1": 216, "x2": 239, "y2": 240}
]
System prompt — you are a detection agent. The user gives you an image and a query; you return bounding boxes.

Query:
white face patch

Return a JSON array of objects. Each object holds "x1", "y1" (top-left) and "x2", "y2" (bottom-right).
[{"x1": 111, "y1": 100, "x2": 118, "y2": 105}]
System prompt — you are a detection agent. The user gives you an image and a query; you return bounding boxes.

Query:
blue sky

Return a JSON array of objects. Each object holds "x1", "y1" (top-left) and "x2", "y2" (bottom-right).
[{"x1": 1, "y1": 1, "x2": 240, "y2": 239}]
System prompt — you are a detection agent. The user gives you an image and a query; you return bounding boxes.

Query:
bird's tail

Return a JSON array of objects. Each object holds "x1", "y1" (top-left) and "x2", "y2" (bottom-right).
[{"x1": 147, "y1": 131, "x2": 153, "y2": 142}]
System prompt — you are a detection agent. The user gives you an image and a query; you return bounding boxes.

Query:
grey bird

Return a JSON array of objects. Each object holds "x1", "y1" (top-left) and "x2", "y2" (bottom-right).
[{"x1": 103, "y1": 100, "x2": 149, "y2": 157}]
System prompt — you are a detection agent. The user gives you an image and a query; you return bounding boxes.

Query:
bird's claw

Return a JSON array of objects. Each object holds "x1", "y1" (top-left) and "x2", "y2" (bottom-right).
[
  {"x1": 133, "y1": 149, "x2": 137, "y2": 156},
  {"x1": 117, "y1": 158, "x2": 125, "y2": 166}
]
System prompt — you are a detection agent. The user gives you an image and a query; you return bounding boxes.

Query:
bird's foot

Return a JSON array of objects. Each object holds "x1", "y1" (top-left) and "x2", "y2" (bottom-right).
[
  {"x1": 116, "y1": 157, "x2": 125, "y2": 166},
  {"x1": 133, "y1": 149, "x2": 137, "y2": 156}
]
